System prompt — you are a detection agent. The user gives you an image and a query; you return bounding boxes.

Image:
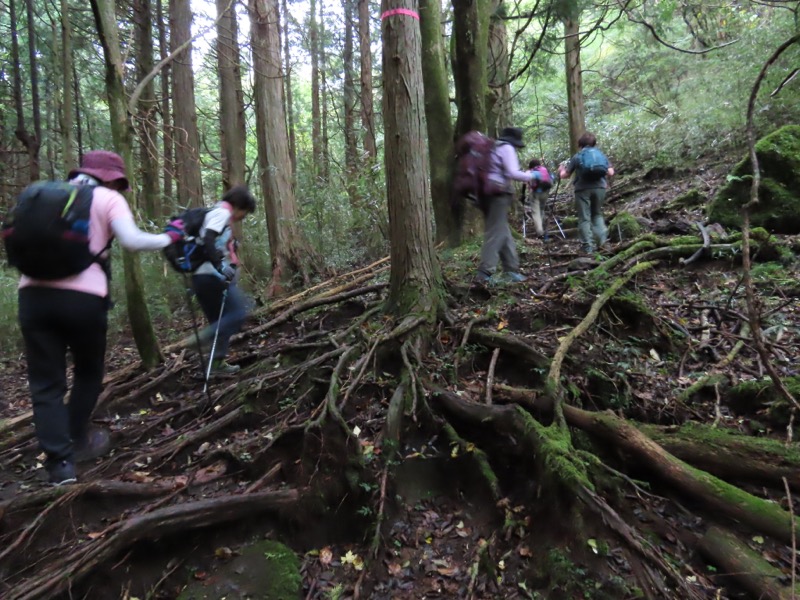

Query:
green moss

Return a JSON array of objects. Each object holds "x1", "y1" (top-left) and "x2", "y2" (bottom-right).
[
  {"x1": 708, "y1": 125, "x2": 800, "y2": 233},
  {"x1": 669, "y1": 188, "x2": 705, "y2": 209},
  {"x1": 607, "y1": 212, "x2": 644, "y2": 243},
  {"x1": 727, "y1": 376, "x2": 800, "y2": 426}
]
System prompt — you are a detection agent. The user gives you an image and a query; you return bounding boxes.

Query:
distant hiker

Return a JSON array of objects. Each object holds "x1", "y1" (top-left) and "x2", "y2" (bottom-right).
[
  {"x1": 12, "y1": 150, "x2": 183, "y2": 486},
  {"x1": 521, "y1": 158, "x2": 553, "y2": 239},
  {"x1": 475, "y1": 127, "x2": 535, "y2": 284},
  {"x1": 558, "y1": 132, "x2": 615, "y2": 254},
  {"x1": 183, "y1": 185, "x2": 256, "y2": 376}
]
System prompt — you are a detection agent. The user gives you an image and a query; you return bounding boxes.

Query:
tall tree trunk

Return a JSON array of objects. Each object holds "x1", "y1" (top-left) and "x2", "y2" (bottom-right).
[
  {"x1": 343, "y1": 0, "x2": 358, "y2": 208},
  {"x1": 216, "y1": 0, "x2": 247, "y2": 188},
  {"x1": 564, "y1": 16, "x2": 586, "y2": 154},
  {"x1": 451, "y1": 0, "x2": 489, "y2": 137},
  {"x1": 420, "y1": 0, "x2": 457, "y2": 246},
  {"x1": 309, "y1": 0, "x2": 322, "y2": 174},
  {"x1": 486, "y1": 1, "x2": 511, "y2": 135},
  {"x1": 282, "y1": 0, "x2": 297, "y2": 174},
  {"x1": 249, "y1": 0, "x2": 318, "y2": 294},
  {"x1": 451, "y1": 0, "x2": 490, "y2": 239},
  {"x1": 10, "y1": 0, "x2": 40, "y2": 181},
  {"x1": 134, "y1": 0, "x2": 161, "y2": 218},
  {"x1": 170, "y1": 0, "x2": 204, "y2": 207},
  {"x1": 320, "y1": 0, "x2": 330, "y2": 181},
  {"x1": 90, "y1": 0, "x2": 164, "y2": 369},
  {"x1": 358, "y1": 0, "x2": 376, "y2": 160},
  {"x1": 382, "y1": 0, "x2": 443, "y2": 319},
  {"x1": 25, "y1": 0, "x2": 42, "y2": 161},
  {"x1": 156, "y1": 0, "x2": 173, "y2": 207},
  {"x1": 60, "y1": 0, "x2": 76, "y2": 172}
]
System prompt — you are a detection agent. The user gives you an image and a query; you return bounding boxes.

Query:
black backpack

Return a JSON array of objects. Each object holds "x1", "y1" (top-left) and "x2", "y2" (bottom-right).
[
  {"x1": 162, "y1": 207, "x2": 210, "y2": 273},
  {"x1": 1, "y1": 181, "x2": 111, "y2": 280}
]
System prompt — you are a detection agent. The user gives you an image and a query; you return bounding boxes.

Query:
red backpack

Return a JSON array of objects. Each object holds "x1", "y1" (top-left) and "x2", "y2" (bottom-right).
[{"x1": 451, "y1": 131, "x2": 508, "y2": 211}]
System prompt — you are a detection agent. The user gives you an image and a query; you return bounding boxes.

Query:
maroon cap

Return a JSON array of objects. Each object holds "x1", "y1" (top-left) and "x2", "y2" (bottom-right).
[{"x1": 68, "y1": 150, "x2": 130, "y2": 191}]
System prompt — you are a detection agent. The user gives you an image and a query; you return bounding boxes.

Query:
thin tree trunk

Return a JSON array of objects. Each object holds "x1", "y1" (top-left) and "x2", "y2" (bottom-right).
[
  {"x1": 10, "y1": 0, "x2": 40, "y2": 181},
  {"x1": 249, "y1": 0, "x2": 318, "y2": 293},
  {"x1": 451, "y1": 0, "x2": 490, "y2": 239},
  {"x1": 564, "y1": 15, "x2": 586, "y2": 154},
  {"x1": 25, "y1": 0, "x2": 42, "y2": 159},
  {"x1": 90, "y1": 0, "x2": 164, "y2": 369},
  {"x1": 420, "y1": 0, "x2": 457, "y2": 246},
  {"x1": 170, "y1": 0, "x2": 204, "y2": 207},
  {"x1": 282, "y1": 0, "x2": 297, "y2": 174},
  {"x1": 310, "y1": 0, "x2": 322, "y2": 174},
  {"x1": 60, "y1": 0, "x2": 76, "y2": 172},
  {"x1": 382, "y1": 0, "x2": 443, "y2": 318},
  {"x1": 157, "y1": 0, "x2": 173, "y2": 207},
  {"x1": 486, "y1": 0, "x2": 511, "y2": 135},
  {"x1": 216, "y1": 0, "x2": 247, "y2": 188},
  {"x1": 343, "y1": 0, "x2": 358, "y2": 208},
  {"x1": 320, "y1": 0, "x2": 330, "y2": 181},
  {"x1": 358, "y1": 0, "x2": 376, "y2": 160},
  {"x1": 134, "y1": 0, "x2": 161, "y2": 218}
]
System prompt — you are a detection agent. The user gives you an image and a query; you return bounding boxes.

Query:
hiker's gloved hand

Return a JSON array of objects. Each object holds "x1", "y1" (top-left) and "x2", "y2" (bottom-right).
[
  {"x1": 165, "y1": 229, "x2": 183, "y2": 243},
  {"x1": 220, "y1": 265, "x2": 237, "y2": 282},
  {"x1": 165, "y1": 221, "x2": 184, "y2": 243}
]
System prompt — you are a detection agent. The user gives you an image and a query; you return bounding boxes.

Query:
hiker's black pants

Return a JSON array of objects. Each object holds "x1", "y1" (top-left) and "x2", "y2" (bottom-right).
[{"x1": 18, "y1": 287, "x2": 108, "y2": 464}]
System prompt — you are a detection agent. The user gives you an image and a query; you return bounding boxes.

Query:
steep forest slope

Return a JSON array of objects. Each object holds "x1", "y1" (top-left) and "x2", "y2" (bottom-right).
[{"x1": 1, "y1": 153, "x2": 800, "y2": 600}]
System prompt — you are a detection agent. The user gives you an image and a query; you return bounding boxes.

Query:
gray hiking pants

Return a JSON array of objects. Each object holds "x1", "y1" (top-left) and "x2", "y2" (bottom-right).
[
  {"x1": 525, "y1": 190, "x2": 549, "y2": 237},
  {"x1": 479, "y1": 193, "x2": 519, "y2": 275},
  {"x1": 574, "y1": 187, "x2": 608, "y2": 253}
]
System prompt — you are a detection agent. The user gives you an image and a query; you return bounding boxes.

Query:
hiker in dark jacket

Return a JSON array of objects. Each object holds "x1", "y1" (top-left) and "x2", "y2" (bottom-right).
[
  {"x1": 476, "y1": 127, "x2": 534, "y2": 284},
  {"x1": 559, "y1": 132, "x2": 615, "y2": 254},
  {"x1": 186, "y1": 186, "x2": 256, "y2": 375},
  {"x1": 17, "y1": 150, "x2": 181, "y2": 485}
]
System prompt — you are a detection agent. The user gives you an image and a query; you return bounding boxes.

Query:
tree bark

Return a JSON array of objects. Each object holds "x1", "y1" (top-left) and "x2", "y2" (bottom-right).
[
  {"x1": 60, "y1": 0, "x2": 76, "y2": 172},
  {"x1": 451, "y1": 0, "x2": 490, "y2": 239},
  {"x1": 343, "y1": 0, "x2": 359, "y2": 208},
  {"x1": 216, "y1": 0, "x2": 248, "y2": 189},
  {"x1": 91, "y1": 0, "x2": 164, "y2": 369},
  {"x1": 170, "y1": 0, "x2": 204, "y2": 207},
  {"x1": 486, "y1": 0, "x2": 511, "y2": 135},
  {"x1": 249, "y1": 0, "x2": 318, "y2": 293},
  {"x1": 156, "y1": 0, "x2": 173, "y2": 206},
  {"x1": 419, "y1": 0, "x2": 458, "y2": 247},
  {"x1": 564, "y1": 15, "x2": 586, "y2": 154},
  {"x1": 134, "y1": 0, "x2": 161, "y2": 218},
  {"x1": 282, "y1": 0, "x2": 297, "y2": 173},
  {"x1": 358, "y1": 0, "x2": 377, "y2": 160},
  {"x1": 699, "y1": 526, "x2": 800, "y2": 600},
  {"x1": 382, "y1": 0, "x2": 443, "y2": 318},
  {"x1": 10, "y1": 0, "x2": 40, "y2": 182},
  {"x1": 309, "y1": 0, "x2": 322, "y2": 174}
]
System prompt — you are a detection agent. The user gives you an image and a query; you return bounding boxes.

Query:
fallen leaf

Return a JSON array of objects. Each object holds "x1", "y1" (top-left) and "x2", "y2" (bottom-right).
[
  {"x1": 320, "y1": 547, "x2": 333, "y2": 566},
  {"x1": 215, "y1": 547, "x2": 233, "y2": 560},
  {"x1": 387, "y1": 562, "x2": 403, "y2": 576}
]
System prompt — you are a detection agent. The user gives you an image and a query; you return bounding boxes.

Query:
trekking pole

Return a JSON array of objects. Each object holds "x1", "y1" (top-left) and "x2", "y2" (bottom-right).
[
  {"x1": 181, "y1": 272, "x2": 212, "y2": 403},
  {"x1": 203, "y1": 287, "x2": 229, "y2": 394}
]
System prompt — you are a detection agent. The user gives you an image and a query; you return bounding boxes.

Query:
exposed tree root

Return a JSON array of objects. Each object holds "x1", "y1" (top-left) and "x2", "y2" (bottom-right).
[
  {"x1": 699, "y1": 525, "x2": 800, "y2": 600},
  {"x1": 5, "y1": 489, "x2": 299, "y2": 600}
]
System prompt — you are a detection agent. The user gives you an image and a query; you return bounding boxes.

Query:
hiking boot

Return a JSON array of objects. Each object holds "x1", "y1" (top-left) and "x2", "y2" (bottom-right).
[
  {"x1": 47, "y1": 460, "x2": 77, "y2": 486},
  {"x1": 74, "y1": 426, "x2": 112, "y2": 463},
  {"x1": 505, "y1": 272, "x2": 528, "y2": 283},
  {"x1": 474, "y1": 271, "x2": 493, "y2": 285},
  {"x1": 210, "y1": 360, "x2": 240, "y2": 376}
]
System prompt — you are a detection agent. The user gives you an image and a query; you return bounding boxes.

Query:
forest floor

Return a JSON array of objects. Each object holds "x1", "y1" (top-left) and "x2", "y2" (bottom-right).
[{"x1": 1, "y1": 157, "x2": 800, "y2": 600}]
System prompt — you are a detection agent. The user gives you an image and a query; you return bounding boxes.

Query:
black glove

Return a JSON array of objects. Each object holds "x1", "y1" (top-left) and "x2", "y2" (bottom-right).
[{"x1": 220, "y1": 265, "x2": 237, "y2": 282}]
